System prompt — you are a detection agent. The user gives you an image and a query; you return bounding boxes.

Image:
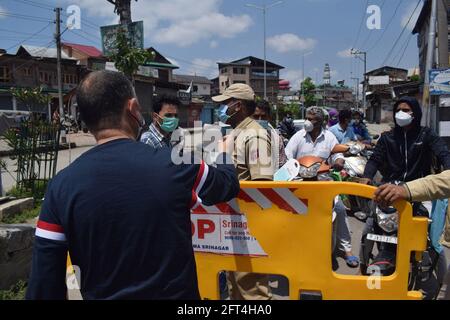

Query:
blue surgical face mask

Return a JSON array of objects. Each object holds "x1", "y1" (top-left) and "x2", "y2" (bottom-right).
[
  {"x1": 216, "y1": 102, "x2": 239, "y2": 124},
  {"x1": 216, "y1": 104, "x2": 230, "y2": 123},
  {"x1": 256, "y1": 120, "x2": 270, "y2": 130}
]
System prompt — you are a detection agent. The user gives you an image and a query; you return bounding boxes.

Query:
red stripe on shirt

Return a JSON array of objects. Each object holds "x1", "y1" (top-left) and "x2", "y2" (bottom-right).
[
  {"x1": 193, "y1": 161, "x2": 206, "y2": 192},
  {"x1": 37, "y1": 220, "x2": 64, "y2": 233}
]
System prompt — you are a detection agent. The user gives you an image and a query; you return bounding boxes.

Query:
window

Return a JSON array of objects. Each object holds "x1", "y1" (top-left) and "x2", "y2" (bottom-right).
[
  {"x1": 0, "y1": 66, "x2": 11, "y2": 82},
  {"x1": 221, "y1": 68, "x2": 228, "y2": 74},
  {"x1": 233, "y1": 67, "x2": 246, "y2": 75},
  {"x1": 193, "y1": 85, "x2": 198, "y2": 92},
  {"x1": 63, "y1": 74, "x2": 77, "y2": 85},
  {"x1": 22, "y1": 67, "x2": 32, "y2": 77},
  {"x1": 39, "y1": 71, "x2": 49, "y2": 83},
  {"x1": 233, "y1": 80, "x2": 246, "y2": 84}
]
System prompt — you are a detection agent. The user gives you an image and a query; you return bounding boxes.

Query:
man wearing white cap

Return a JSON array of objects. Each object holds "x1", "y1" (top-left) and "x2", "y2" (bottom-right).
[{"x1": 212, "y1": 83, "x2": 274, "y2": 300}]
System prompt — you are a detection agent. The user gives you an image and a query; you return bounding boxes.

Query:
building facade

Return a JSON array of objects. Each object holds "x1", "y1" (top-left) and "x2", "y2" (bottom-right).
[
  {"x1": 0, "y1": 45, "x2": 79, "y2": 116},
  {"x1": 218, "y1": 56, "x2": 284, "y2": 102},
  {"x1": 173, "y1": 74, "x2": 212, "y2": 98}
]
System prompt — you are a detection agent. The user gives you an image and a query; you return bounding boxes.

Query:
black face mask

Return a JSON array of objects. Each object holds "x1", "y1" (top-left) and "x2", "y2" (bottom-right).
[{"x1": 129, "y1": 111, "x2": 146, "y2": 141}]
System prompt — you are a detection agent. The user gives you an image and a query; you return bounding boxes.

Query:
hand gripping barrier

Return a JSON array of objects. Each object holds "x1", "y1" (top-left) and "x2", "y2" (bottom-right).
[{"x1": 192, "y1": 181, "x2": 428, "y2": 300}]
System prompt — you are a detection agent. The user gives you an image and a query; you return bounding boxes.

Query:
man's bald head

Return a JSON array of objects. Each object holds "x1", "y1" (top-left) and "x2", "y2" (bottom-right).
[{"x1": 77, "y1": 70, "x2": 135, "y2": 133}]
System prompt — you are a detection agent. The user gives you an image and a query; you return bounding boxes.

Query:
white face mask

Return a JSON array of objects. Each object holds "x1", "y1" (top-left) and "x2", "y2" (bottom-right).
[
  {"x1": 395, "y1": 111, "x2": 414, "y2": 128},
  {"x1": 304, "y1": 120, "x2": 314, "y2": 133}
]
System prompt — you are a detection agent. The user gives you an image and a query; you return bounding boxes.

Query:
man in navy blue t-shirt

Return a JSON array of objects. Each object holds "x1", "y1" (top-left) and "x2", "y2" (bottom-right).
[{"x1": 26, "y1": 71, "x2": 240, "y2": 300}]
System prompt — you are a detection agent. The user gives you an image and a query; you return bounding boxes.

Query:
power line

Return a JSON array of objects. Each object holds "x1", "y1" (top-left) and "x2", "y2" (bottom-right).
[
  {"x1": 0, "y1": 11, "x2": 53, "y2": 23},
  {"x1": 6, "y1": 22, "x2": 52, "y2": 52},
  {"x1": 161, "y1": 54, "x2": 218, "y2": 73},
  {"x1": 360, "y1": 0, "x2": 387, "y2": 50},
  {"x1": 395, "y1": 33, "x2": 414, "y2": 66},
  {"x1": 366, "y1": 0, "x2": 404, "y2": 52},
  {"x1": 11, "y1": 0, "x2": 54, "y2": 11},
  {"x1": 353, "y1": 0, "x2": 370, "y2": 49},
  {"x1": 64, "y1": 30, "x2": 100, "y2": 46},
  {"x1": 0, "y1": 28, "x2": 51, "y2": 37},
  {"x1": 381, "y1": 0, "x2": 421, "y2": 66}
]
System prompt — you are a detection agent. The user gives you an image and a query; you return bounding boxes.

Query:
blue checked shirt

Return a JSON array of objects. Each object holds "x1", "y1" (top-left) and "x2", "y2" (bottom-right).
[{"x1": 141, "y1": 123, "x2": 172, "y2": 148}]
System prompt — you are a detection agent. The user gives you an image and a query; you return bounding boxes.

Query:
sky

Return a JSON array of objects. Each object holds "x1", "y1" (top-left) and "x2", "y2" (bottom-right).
[{"x1": 0, "y1": 0, "x2": 423, "y2": 91}]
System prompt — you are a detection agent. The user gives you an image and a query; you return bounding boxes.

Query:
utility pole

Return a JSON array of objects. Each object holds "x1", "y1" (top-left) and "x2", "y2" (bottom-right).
[
  {"x1": 423, "y1": 0, "x2": 437, "y2": 128},
  {"x1": 107, "y1": 0, "x2": 134, "y2": 25},
  {"x1": 351, "y1": 77, "x2": 360, "y2": 108},
  {"x1": 246, "y1": 1, "x2": 283, "y2": 101},
  {"x1": 55, "y1": 8, "x2": 64, "y2": 119},
  {"x1": 351, "y1": 49, "x2": 367, "y2": 116}
]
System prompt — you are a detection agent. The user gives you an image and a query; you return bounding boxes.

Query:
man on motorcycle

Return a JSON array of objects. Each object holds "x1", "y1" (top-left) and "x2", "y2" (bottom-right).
[
  {"x1": 285, "y1": 107, "x2": 360, "y2": 268},
  {"x1": 328, "y1": 108, "x2": 339, "y2": 128},
  {"x1": 352, "y1": 111, "x2": 372, "y2": 145},
  {"x1": 329, "y1": 110, "x2": 357, "y2": 144},
  {"x1": 361, "y1": 96, "x2": 450, "y2": 299},
  {"x1": 277, "y1": 113, "x2": 297, "y2": 142},
  {"x1": 362, "y1": 96, "x2": 450, "y2": 184}
]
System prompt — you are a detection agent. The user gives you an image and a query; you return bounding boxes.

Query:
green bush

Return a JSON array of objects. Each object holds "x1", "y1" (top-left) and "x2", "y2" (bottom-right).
[
  {"x1": 0, "y1": 280, "x2": 27, "y2": 300},
  {"x1": 1, "y1": 205, "x2": 41, "y2": 224}
]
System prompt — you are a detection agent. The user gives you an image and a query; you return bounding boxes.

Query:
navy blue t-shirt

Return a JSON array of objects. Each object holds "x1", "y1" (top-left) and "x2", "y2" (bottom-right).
[{"x1": 26, "y1": 139, "x2": 239, "y2": 300}]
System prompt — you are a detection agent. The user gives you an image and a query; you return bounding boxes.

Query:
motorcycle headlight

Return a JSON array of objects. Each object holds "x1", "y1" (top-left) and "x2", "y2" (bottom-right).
[
  {"x1": 376, "y1": 211, "x2": 399, "y2": 233},
  {"x1": 299, "y1": 163, "x2": 322, "y2": 179}
]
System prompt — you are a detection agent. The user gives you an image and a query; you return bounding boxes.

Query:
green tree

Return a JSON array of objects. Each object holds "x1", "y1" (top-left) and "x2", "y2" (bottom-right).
[
  {"x1": 300, "y1": 77, "x2": 317, "y2": 107},
  {"x1": 410, "y1": 74, "x2": 420, "y2": 82},
  {"x1": 109, "y1": 27, "x2": 155, "y2": 81},
  {"x1": 10, "y1": 86, "x2": 50, "y2": 113}
]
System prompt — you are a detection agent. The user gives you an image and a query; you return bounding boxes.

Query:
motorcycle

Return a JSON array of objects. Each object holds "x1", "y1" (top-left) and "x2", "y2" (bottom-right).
[
  {"x1": 290, "y1": 144, "x2": 350, "y2": 271},
  {"x1": 62, "y1": 115, "x2": 79, "y2": 134},
  {"x1": 360, "y1": 189, "x2": 444, "y2": 299}
]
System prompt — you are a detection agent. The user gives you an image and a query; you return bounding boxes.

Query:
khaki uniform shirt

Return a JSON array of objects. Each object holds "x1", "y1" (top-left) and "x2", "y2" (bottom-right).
[{"x1": 231, "y1": 117, "x2": 273, "y2": 181}]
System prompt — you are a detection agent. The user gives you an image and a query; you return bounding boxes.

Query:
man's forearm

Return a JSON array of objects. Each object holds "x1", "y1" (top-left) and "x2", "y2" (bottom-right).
[{"x1": 406, "y1": 170, "x2": 450, "y2": 202}]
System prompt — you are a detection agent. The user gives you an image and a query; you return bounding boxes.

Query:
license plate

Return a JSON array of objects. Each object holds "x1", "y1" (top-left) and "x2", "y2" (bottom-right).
[{"x1": 367, "y1": 233, "x2": 398, "y2": 244}]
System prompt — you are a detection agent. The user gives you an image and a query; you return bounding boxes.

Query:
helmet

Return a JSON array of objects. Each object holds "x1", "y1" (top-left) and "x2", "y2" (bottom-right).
[{"x1": 328, "y1": 108, "x2": 339, "y2": 127}]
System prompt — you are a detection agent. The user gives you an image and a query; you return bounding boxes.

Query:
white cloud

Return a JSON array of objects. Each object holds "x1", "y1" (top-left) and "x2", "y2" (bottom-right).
[
  {"x1": 267, "y1": 33, "x2": 317, "y2": 53},
  {"x1": 0, "y1": 5, "x2": 6, "y2": 17},
  {"x1": 153, "y1": 13, "x2": 252, "y2": 47},
  {"x1": 401, "y1": 1, "x2": 423, "y2": 31},
  {"x1": 66, "y1": 0, "x2": 252, "y2": 47},
  {"x1": 280, "y1": 69, "x2": 304, "y2": 89},
  {"x1": 337, "y1": 48, "x2": 353, "y2": 58},
  {"x1": 210, "y1": 40, "x2": 219, "y2": 49}
]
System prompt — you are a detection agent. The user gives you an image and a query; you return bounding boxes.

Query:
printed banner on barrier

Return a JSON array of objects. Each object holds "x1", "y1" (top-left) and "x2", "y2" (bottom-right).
[
  {"x1": 190, "y1": 188, "x2": 308, "y2": 256},
  {"x1": 191, "y1": 213, "x2": 267, "y2": 256}
]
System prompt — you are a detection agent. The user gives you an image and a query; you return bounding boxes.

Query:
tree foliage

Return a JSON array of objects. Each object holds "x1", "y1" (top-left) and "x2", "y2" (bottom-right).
[
  {"x1": 10, "y1": 86, "x2": 50, "y2": 112},
  {"x1": 300, "y1": 77, "x2": 317, "y2": 107},
  {"x1": 109, "y1": 27, "x2": 155, "y2": 79}
]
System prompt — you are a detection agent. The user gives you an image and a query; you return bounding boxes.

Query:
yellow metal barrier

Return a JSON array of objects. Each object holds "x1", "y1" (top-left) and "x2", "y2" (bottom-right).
[
  {"x1": 67, "y1": 182, "x2": 428, "y2": 300},
  {"x1": 194, "y1": 182, "x2": 428, "y2": 300}
]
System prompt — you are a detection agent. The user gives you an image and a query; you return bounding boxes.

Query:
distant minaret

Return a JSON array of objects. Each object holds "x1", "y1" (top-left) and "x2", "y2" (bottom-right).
[{"x1": 323, "y1": 63, "x2": 331, "y2": 86}]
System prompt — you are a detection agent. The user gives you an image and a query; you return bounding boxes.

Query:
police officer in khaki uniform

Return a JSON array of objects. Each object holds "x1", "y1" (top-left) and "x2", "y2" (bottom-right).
[{"x1": 213, "y1": 84, "x2": 274, "y2": 300}]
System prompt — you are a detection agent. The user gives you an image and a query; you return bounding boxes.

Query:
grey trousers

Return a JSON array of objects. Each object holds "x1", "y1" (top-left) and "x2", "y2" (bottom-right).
[{"x1": 334, "y1": 199, "x2": 353, "y2": 253}]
